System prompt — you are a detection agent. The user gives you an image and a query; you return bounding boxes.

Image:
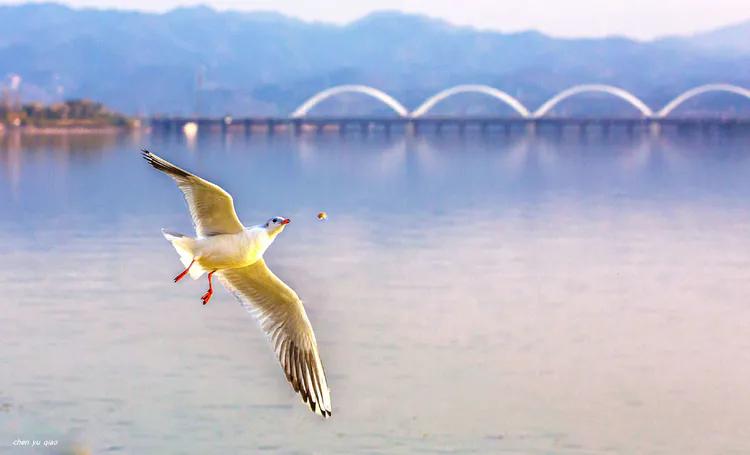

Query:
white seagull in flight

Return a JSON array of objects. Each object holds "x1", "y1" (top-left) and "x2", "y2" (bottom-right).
[{"x1": 143, "y1": 150, "x2": 332, "y2": 417}]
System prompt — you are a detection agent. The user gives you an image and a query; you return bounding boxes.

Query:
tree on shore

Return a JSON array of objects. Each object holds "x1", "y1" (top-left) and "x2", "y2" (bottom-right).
[{"x1": 1, "y1": 99, "x2": 134, "y2": 128}]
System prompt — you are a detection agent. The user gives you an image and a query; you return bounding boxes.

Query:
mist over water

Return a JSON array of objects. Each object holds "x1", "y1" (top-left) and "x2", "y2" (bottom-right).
[{"x1": 1, "y1": 130, "x2": 750, "y2": 454}]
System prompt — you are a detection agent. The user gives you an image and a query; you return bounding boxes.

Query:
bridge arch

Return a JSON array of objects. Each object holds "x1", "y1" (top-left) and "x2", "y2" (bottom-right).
[
  {"x1": 411, "y1": 84, "x2": 531, "y2": 118},
  {"x1": 533, "y1": 84, "x2": 653, "y2": 118},
  {"x1": 657, "y1": 84, "x2": 750, "y2": 117},
  {"x1": 291, "y1": 85, "x2": 408, "y2": 118}
]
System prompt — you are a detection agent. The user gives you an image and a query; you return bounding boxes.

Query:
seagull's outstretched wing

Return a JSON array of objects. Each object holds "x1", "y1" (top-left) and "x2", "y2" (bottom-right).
[
  {"x1": 219, "y1": 259, "x2": 332, "y2": 417},
  {"x1": 142, "y1": 150, "x2": 244, "y2": 236}
]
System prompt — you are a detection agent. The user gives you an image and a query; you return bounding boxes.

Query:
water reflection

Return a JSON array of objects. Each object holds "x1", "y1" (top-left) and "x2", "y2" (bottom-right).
[{"x1": 1, "y1": 130, "x2": 750, "y2": 454}]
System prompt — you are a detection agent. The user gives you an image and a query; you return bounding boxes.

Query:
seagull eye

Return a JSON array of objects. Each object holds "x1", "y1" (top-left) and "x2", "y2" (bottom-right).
[{"x1": 272, "y1": 218, "x2": 278, "y2": 223}]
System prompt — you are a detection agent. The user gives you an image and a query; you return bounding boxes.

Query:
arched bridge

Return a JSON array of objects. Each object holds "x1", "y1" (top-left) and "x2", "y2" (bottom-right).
[
  {"x1": 151, "y1": 82, "x2": 750, "y2": 136},
  {"x1": 290, "y1": 83, "x2": 750, "y2": 119},
  {"x1": 411, "y1": 84, "x2": 530, "y2": 118},
  {"x1": 532, "y1": 84, "x2": 654, "y2": 118},
  {"x1": 291, "y1": 84, "x2": 409, "y2": 118},
  {"x1": 656, "y1": 84, "x2": 750, "y2": 117}
]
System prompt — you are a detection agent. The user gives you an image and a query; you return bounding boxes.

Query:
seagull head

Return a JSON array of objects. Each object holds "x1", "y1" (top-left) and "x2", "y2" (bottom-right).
[{"x1": 264, "y1": 216, "x2": 291, "y2": 236}]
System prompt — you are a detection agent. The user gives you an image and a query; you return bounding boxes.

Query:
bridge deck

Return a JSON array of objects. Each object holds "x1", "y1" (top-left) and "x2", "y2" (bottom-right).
[{"x1": 148, "y1": 116, "x2": 750, "y2": 135}]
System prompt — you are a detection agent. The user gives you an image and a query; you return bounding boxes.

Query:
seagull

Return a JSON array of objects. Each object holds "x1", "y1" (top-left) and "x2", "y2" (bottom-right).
[{"x1": 142, "y1": 150, "x2": 332, "y2": 418}]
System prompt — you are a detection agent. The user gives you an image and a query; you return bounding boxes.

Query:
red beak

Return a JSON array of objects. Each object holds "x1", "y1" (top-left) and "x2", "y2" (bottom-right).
[{"x1": 281, "y1": 218, "x2": 291, "y2": 225}]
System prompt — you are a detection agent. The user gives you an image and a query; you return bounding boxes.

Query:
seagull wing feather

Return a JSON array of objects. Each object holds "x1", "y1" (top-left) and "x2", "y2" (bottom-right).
[
  {"x1": 218, "y1": 259, "x2": 332, "y2": 417},
  {"x1": 142, "y1": 150, "x2": 244, "y2": 236}
]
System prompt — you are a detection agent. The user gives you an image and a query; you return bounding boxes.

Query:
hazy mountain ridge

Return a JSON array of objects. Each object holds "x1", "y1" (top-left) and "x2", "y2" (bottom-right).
[
  {"x1": 678, "y1": 19, "x2": 750, "y2": 55},
  {"x1": 1, "y1": 3, "x2": 749, "y2": 116}
]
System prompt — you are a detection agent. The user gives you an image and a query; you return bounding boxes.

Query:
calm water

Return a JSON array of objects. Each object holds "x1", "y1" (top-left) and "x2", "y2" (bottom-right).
[{"x1": 1, "y1": 129, "x2": 750, "y2": 454}]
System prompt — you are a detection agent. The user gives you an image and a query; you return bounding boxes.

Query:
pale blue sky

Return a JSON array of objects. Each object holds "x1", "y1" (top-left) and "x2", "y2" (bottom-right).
[{"x1": 3, "y1": 0, "x2": 749, "y2": 39}]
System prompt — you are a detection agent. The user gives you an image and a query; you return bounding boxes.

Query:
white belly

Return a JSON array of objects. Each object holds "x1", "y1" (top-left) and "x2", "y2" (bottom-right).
[{"x1": 193, "y1": 229, "x2": 269, "y2": 271}]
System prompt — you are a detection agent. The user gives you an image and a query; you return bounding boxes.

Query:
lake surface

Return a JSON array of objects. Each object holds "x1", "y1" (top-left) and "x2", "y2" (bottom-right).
[{"x1": 1, "y1": 129, "x2": 750, "y2": 454}]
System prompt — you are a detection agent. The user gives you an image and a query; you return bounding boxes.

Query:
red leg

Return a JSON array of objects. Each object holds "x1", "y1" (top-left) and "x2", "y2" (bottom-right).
[
  {"x1": 201, "y1": 271, "x2": 215, "y2": 305},
  {"x1": 174, "y1": 259, "x2": 195, "y2": 283}
]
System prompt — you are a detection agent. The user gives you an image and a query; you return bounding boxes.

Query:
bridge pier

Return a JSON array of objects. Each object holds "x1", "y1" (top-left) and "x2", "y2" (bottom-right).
[
  {"x1": 407, "y1": 120, "x2": 417, "y2": 136},
  {"x1": 579, "y1": 121, "x2": 589, "y2": 138},
  {"x1": 292, "y1": 119, "x2": 303, "y2": 136},
  {"x1": 717, "y1": 120, "x2": 732, "y2": 136},
  {"x1": 221, "y1": 116, "x2": 231, "y2": 135},
  {"x1": 266, "y1": 119, "x2": 276, "y2": 135},
  {"x1": 649, "y1": 120, "x2": 661, "y2": 137},
  {"x1": 171, "y1": 119, "x2": 183, "y2": 134},
  {"x1": 158, "y1": 119, "x2": 171, "y2": 135}
]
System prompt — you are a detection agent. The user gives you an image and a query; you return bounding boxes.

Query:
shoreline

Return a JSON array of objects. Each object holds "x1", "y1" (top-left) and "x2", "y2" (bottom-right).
[{"x1": 0, "y1": 125, "x2": 138, "y2": 135}]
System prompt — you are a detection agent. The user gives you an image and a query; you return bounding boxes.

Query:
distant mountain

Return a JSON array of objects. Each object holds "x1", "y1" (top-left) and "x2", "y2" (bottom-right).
[
  {"x1": 679, "y1": 19, "x2": 750, "y2": 55},
  {"x1": 1, "y1": 3, "x2": 749, "y2": 116}
]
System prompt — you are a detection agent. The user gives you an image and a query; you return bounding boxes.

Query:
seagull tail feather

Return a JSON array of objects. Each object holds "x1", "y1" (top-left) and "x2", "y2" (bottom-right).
[{"x1": 162, "y1": 229, "x2": 205, "y2": 279}]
